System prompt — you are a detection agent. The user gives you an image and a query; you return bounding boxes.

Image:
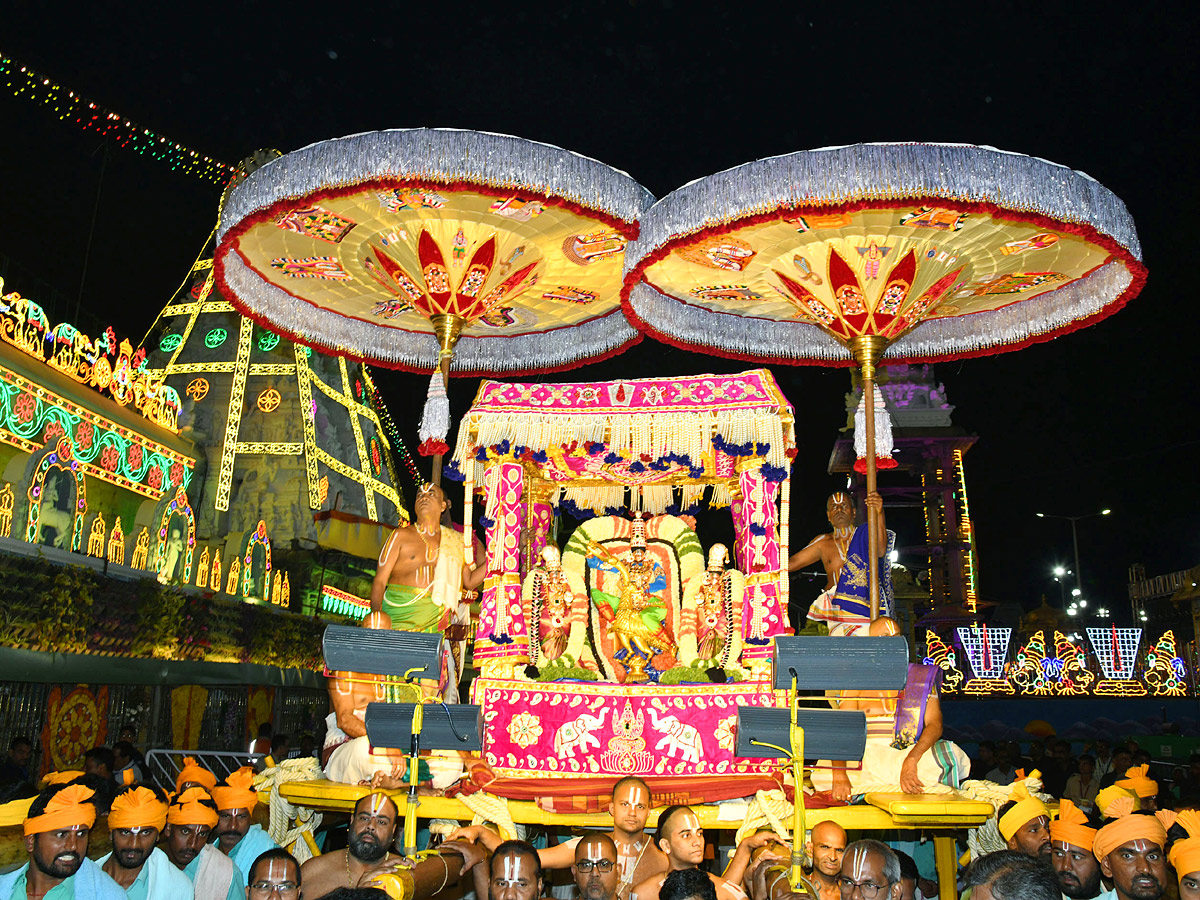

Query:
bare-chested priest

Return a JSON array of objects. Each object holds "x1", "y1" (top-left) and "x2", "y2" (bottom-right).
[
  {"x1": 372, "y1": 483, "x2": 485, "y2": 633},
  {"x1": 786, "y1": 491, "x2": 887, "y2": 633},
  {"x1": 449, "y1": 777, "x2": 669, "y2": 900}
]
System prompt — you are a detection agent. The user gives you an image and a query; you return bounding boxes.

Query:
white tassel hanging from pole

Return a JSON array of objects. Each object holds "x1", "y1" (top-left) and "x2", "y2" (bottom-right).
[
  {"x1": 417, "y1": 370, "x2": 450, "y2": 456},
  {"x1": 854, "y1": 384, "x2": 898, "y2": 474}
]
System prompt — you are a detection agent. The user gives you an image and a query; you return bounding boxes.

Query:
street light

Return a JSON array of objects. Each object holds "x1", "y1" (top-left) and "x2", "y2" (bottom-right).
[
  {"x1": 1053, "y1": 565, "x2": 1067, "y2": 577},
  {"x1": 1036, "y1": 509, "x2": 1112, "y2": 596}
]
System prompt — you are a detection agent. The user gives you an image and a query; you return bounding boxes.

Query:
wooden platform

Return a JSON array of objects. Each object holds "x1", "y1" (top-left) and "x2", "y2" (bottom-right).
[{"x1": 279, "y1": 780, "x2": 993, "y2": 900}]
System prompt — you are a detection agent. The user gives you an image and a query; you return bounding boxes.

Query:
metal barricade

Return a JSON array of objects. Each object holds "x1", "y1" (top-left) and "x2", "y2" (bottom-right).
[{"x1": 144, "y1": 748, "x2": 265, "y2": 792}]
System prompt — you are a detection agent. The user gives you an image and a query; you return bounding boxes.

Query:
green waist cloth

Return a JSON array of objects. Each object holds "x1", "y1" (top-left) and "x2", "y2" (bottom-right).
[{"x1": 382, "y1": 583, "x2": 444, "y2": 632}]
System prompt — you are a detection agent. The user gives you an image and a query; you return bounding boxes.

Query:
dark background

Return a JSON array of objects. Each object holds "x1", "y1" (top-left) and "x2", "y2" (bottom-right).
[{"x1": 1, "y1": 5, "x2": 1196, "y2": 621}]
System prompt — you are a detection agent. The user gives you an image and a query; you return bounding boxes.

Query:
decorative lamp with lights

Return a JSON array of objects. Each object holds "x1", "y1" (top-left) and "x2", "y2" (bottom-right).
[{"x1": 623, "y1": 143, "x2": 1145, "y2": 617}]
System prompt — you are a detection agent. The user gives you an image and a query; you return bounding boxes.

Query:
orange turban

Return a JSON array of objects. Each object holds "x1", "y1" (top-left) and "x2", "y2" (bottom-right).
[
  {"x1": 41, "y1": 771, "x2": 84, "y2": 786},
  {"x1": 1169, "y1": 810, "x2": 1200, "y2": 881},
  {"x1": 1092, "y1": 812, "x2": 1166, "y2": 862},
  {"x1": 211, "y1": 767, "x2": 258, "y2": 813},
  {"x1": 166, "y1": 787, "x2": 219, "y2": 828},
  {"x1": 175, "y1": 756, "x2": 217, "y2": 793},
  {"x1": 24, "y1": 784, "x2": 97, "y2": 836},
  {"x1": 1116, "y1": 764, "x2": 1158, "y2": 799},
  {"x1": 108, "y1": 787, "x2": 168, "y2": 831},
  {"x1": 1096, "y1": 785, "x2": 1140, "y2": 818},
  {"x1": 1049, "y1": 799, "x2": 1097, "y2": 851},
  {"x1": 999, "y1": 783, "x2": 1050, "y2": 841}
]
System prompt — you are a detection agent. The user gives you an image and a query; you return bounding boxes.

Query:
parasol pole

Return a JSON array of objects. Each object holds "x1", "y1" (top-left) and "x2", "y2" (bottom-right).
[
  {"x1": 851, "y1": 334, "x2": 889, "y2": 619},
  {"x1": 428, "y1": 314, "x2": 465, "y2": 487}
]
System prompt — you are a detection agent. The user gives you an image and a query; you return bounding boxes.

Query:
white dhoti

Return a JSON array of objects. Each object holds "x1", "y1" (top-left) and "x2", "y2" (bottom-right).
[
  {"x1": 809, "y1": 716, "x2": 969, "y2": 795},
  {"x1": 325, "y1": 736, "x2": 465, "y2": 790}
]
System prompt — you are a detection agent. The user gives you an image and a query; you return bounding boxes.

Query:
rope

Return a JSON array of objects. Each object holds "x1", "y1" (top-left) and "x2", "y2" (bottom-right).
[
  {"x1": 254, "y1": 757, "x2": 325, "y2": 863},
  {"x1": 456, "y1": 790, "x2": 522, "y2": 842},
  {"x1": 734, "y1": 790, "x2": 796, "y2": 849}
]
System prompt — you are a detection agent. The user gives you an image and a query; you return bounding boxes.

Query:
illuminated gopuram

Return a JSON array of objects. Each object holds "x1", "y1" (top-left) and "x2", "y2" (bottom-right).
[
  {"x1": 141, "y1": 251, "x2": 408, "y2": 607},
  {"x1": 828, "y1": 365, "x2": 979, "y2": 623}
]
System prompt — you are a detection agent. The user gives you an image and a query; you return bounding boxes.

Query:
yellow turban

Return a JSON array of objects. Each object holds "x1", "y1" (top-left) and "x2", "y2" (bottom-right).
[
  {"x1": 999, "y1": 782, "x2": 1050, "y2": 841},
  {"x1": 175, "y1": 756, "x2": 217, "y2": 793},
  {"x1": 1049, "y1": 799, "x2": 1097, "y2": 851},
  {"x1": 24, "y1": 784, "x2": 97, "y2": 836},
  {"x1": 108, "y1": 787, "x2": 168, "y2": 831},
  {"x1": 1116, "y1": 764, "x2": 1158, "y2": 799},
  {"x1": 1092, "y1": 812, "x2": 1166, "y2": 862},
  {"x1": 211, "y1": 767, "x2": 258, "y2": 813},
  {"x1": 166, "y1": 786, "x2": 219, "y2": 828},
  {"x1": 1169, "y1": 810, "x2": 1200, "y2": 881},
  {"x1": 1096, "y1": 785, "x2": 1140, "y2": 818}
]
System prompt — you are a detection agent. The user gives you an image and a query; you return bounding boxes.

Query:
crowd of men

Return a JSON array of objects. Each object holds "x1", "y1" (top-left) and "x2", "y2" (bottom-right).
[{"x1": 8, "y1": 765, "x2": 1200, "y2": 900}]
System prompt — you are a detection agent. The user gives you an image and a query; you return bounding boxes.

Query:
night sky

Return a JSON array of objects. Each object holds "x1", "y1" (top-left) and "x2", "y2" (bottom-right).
[{"x1": 1, "y1": 6, "x2": 1196, "y2": 622}]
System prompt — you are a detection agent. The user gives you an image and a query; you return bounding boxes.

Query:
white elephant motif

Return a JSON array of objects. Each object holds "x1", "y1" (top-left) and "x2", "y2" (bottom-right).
[
  {"x1": 553, "y1": 709, "x2": 608, "y2": 759},
  {"x1": 648, "y1": 708, "x2": 703, "y2": 763}
]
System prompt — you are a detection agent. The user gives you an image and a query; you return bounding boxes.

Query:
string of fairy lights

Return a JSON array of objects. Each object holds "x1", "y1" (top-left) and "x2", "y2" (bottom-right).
[{"x1": 0, "y1": 52, "x2": 235, "y2": 184}]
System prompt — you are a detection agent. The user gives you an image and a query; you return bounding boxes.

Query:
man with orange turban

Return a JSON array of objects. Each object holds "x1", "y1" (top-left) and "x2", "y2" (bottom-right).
[
  {"x1": 176, "y1": 758, "x2": 218, "y2": 795},
  {"x1": 1091, "y1": 810, "x2": 1168, "y2": 900},
  {"x1": 164, "y1": 787, "x2": 244, "y2": 900},
  {"x1": 996, "y1": 783, "x2": 1051, "y2": 859},
  {"x1": 98, "y1": 785, "x2": 193, "y2": 900},
  {"x1": 1115, "y1": 767, "x2": 1159, "y2": 811},
  {"x1": 1050, "y1": 799, "x2": 1101, "y2": 900},
  {"x1": 1169, "y1": 810, "x2": 1200, "y2": 900},
  {"x1": 211, "y1": 767, "x2": 278, "y2": 877},
  {"x1": 0, "y1": 782, "x2": 125, "y2": 900}
]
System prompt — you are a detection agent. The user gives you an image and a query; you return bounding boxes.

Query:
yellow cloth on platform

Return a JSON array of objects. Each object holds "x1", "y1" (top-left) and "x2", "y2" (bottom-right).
[
  {"x1": 24, "y1": 784, "x2": 96, "y2": 835},
  {"x1": 1093, "y1": 811, "x2": 1166, "y2": 862},
  {"x1": 1116, "y1": 764, "x2": 1158, "y2": 798},
  {"x1": 1050, "y1": 799, "x2": 1097, "y2": 850},
  {"x1": 1169, "y1": 810, "x2": 1200, "y2": 881},
  {"x1": 167, "y1": 787, "x2": 218, "y2": 828},
  {"x1": 211, "y1": 767, "x2": 258, "y2": 813},
  {"x1": 108, "y1": 787, "x2": 168, "y2": 831},
  {"x1": 998, "y1": 782, "x2": 1049, "y2": 841}
]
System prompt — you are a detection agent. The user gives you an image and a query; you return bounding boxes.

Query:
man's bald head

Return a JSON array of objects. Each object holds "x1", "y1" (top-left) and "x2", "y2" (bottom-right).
[{"x1": 809, "y1": 820, "x2": 849, "y2": 880}]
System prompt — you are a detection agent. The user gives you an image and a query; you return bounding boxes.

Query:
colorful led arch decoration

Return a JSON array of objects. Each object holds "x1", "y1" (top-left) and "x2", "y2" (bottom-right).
[
  {"x1": 25, "y1": 436, "x2": 87, "y2": 551},
  {"x1": 0, "y1": 368, "x2": 194, "y2": 499},
  {"x1": 241, "y1": 519, "x2": 272, "y2": 599},
  {"x1": 0, "y1": 285, "x2": 181, "y2": 431},
  {"x1": 154, "y1": 486, "x2": 196, "y2": 584}
]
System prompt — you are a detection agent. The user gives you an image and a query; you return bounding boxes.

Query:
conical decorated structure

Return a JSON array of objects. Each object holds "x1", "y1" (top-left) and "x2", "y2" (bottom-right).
[{"x1": 141, "y1": 245, "x2": 409, "y2": 602}]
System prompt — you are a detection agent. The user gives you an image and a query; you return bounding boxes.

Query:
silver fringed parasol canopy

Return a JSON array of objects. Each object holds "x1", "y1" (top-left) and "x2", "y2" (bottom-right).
[
  {"x1": 621, "y1": 141, "x2": 1147, "y2": 615},
  {"x1": 214, "y1": 128, "x2": 654, "y2": 375}
]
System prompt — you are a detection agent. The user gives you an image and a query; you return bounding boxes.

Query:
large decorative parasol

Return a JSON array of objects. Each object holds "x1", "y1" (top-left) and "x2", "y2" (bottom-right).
[
  {"x1": 214, "y1": 128, "x2": 652, "y2": 479},
  {"x1": 622, "y1": 142, "x2": 1146, "y2": 614}
]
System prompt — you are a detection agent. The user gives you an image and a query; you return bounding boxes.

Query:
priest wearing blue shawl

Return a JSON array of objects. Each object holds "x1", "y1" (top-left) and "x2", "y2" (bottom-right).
[
  {"x1": 211, "y1": 768, "x2": 278, "y2": 878},
  {"x1": 788, "y1": 491, "x2": 894, "y2": 634}
]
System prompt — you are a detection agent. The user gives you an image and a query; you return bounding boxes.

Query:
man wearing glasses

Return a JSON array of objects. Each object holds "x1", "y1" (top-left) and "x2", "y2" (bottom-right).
[
  {"x1": 246, "y1": 849, "x2": 301, "y2": 900},
  {"x1": 574, "y1": 835, "x2": 620, "y2": 900},
  {"x1": 836, "y1": 841, "x2": 901, "y2": 900}
]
